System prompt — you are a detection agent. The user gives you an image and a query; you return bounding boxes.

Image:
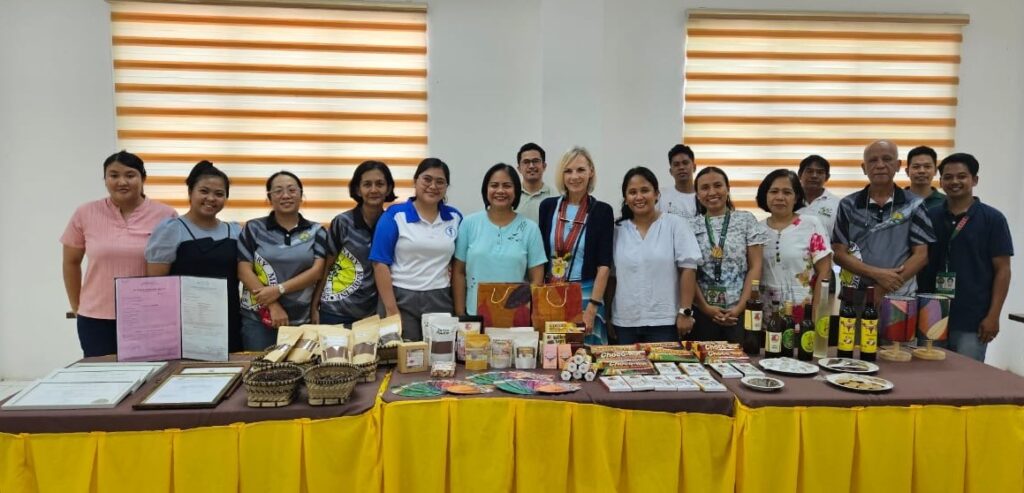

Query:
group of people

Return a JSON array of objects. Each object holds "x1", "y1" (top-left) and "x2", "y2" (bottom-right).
[{"x1": 62, "y1": 139, "x2": 1011, "y2": 362}]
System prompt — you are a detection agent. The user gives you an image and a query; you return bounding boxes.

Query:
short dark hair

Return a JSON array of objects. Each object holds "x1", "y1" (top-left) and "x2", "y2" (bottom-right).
[
  {"x1": 265, "y1": 170, "x2": 303, "y2": 198},
  {"x1": 617, "y1": 166, "x2": 660, "y2": 224},
  {"x1": 517, "y1": 143, "x2": 546, "y2": 164},
  {"x1": 694, "y1": 166, "x2": 735, "y2": 214},
  {"x1": 414, "y1": 158, "x2": 451, "y2": 203},
  {"x1": 797, "y1": 154, "x2": 830, "y2": 177},
  {"x1": 756, "y1": 169, "x2": 806, "y2": 213},
  {"x1": 186, "y1": 161, "x2": 230, "y2": 197},
  {"x1": 939, "y1": 152, "x2": 979, "y2": 177},
  {"x1": 481, "y1": 163, "x2": 522, "y2": 209},
  {"x1": 103, "y1": 150, "x2": 146, "y2": 179},
  {"x1": 668, "y1": 144, "x2": 695, "y2": 164},
  {"x1": 907, "y1": 146, "x2": 938, "y2": 165},
  {"x1": 349, "y1": 160, "x2": 397, "y2": 204}
]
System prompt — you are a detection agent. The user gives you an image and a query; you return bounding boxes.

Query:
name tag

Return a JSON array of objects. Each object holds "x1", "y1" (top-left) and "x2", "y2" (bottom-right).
[
  {"x1": 936, "y1": 271, "x2": 956, "y2": 297},
  {"x1": 705, "y1": 284, "x2": 729, "y2": 308}
]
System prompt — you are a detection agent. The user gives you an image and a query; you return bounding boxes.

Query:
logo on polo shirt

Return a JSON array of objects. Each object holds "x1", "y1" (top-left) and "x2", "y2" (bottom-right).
[
  {"x1": 444, "y1": 225, "x2": 457, "y2": 238},
  {"x1": 298, "y1": 231, "x2": 312, "y2": 243}
]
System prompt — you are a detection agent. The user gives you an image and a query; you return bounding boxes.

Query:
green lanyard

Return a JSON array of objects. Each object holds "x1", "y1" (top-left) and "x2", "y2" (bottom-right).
[
  {"x1": 944, "y1": 215, "x2": 969, "y2": 272},
  {"x1": 704, "y1": 212, "x2": 731, "y2": 282}
]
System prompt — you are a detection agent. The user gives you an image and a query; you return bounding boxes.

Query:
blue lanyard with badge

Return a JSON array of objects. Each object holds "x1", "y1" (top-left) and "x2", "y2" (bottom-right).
[
  {"x1": 704, "y1": 212, "x2": 731, "y2": 308},
  {"x1": 937, "y1": 215, "x2": 969, "y2": 297}
]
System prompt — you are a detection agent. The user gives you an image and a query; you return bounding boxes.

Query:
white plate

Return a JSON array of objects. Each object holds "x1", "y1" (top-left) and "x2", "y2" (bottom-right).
[
  {"x1": 758, "y1": 357, "x2": 819, "y2": 376},
  {"x1": 818, "y1": 358, "x2": 879, "y2": 374},
  {"x1": 825, "y1": 373, "x2": 894, "y2": 393},
  {"x1": 740, "y1": 375, "x2": 785, "y2": 392}
]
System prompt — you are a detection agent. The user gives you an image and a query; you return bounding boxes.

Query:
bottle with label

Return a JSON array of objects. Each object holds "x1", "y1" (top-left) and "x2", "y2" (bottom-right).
[
  {"x1": 798, "y1": 302, "x2": 815, "y2": 361},
  {"x1": 812, "y1": 279, "x2": 830, "y2": 359},
  {"x1": 742, "y1": 280, "x2": 763, "y2": 356},
  {"x1": 765, "y1": 306, "x2": 784, "y2": 358},
  {"x1": 859, "y1": 286, "x2": 878, "y2": 361},
  {"x1": 780, "y1": 301, "x2": 797, "y2": 358},
  {"x1": 837, "y1": 287, "x2": 857, "y2": 358}
]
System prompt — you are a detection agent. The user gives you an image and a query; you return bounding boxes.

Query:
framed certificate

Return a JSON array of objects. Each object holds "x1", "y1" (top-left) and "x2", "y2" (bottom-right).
[{"x1": 133, "y1": 364, "x2": 246, "y2": 410}]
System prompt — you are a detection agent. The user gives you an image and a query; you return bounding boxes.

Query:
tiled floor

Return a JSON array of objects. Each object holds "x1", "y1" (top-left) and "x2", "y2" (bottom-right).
[{"x1": 0, "y1": 380, "x2": 32, "y2": 401}]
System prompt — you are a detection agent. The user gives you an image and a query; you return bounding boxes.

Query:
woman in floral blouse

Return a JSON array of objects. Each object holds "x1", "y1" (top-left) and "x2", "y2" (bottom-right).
[
  {"x1": 757, "y1": 169, "x2": 832, "y2": 314},
  {"x1": 690, "y1": 167, "x2": 766, "y2": 342}
]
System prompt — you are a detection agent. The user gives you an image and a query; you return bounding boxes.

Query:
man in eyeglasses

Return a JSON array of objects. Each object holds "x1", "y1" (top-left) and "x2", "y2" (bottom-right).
[{"x1": 514, "y1": 142, "x2": 553, "y2": 224}]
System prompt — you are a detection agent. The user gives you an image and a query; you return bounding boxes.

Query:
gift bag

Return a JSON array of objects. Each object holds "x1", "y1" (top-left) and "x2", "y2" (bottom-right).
[
  {"x1": 530, "y1": 283, "x2": 584, "y2": 332},
  {"x1": 477, "y1": 283, "x2": 532, "y2": 328}
]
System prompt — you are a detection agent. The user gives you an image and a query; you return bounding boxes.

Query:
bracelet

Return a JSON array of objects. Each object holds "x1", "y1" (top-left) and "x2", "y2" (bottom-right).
[
  {"x1": 277, "y1": 284, "x2": 286, "y2": 295},
  {"x1": 588, "y1": 298, "x2": 604, "y2": 307}
]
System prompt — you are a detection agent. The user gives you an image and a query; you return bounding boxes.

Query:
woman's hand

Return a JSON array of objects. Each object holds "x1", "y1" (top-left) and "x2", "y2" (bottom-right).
[
  {"x1": 310, "y1": 303, "x2": 320, "y2": 324},
  {"x1": 268, "y1": 303, "x2": 289, "y2": 328},
  {"x1": 676, "y1": 314, "x2": 695, "y2": 338},
  {"x1": 254, "y1": 285, "x2": 282, "y2": 306},
  {"x1": 582, "y1": 303, "x2": 598, "y2": 334}
]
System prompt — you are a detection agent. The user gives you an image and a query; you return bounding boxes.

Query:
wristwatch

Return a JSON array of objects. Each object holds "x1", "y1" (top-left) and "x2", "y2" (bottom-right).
[
  {"x1": 277, "y1": 284, "x2": 287, "y2": 295},
  {"x1": 678, "y1": 307, "x2": 694, "y2": 318}
]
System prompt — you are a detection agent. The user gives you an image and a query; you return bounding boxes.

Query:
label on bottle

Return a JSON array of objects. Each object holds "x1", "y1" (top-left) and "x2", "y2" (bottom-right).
[
  {"x1": 860, "y1": 320, "x2": 878, "y2": 353},
  {"x1": 782, "y1": 329, "x2": 795, "y2": 350},
  {"x1": 744, "y1": 309, "x2": 762, "y2": 331},
  {"x1": 766, "y1": 332, "x2": 782, "y2": 353},
  {"x1": 800, "y1": 331, "x2": 815, "y2": 352},
  {"x1": 815, "y1": 317, "x2": 829, "y2": 339},
  {"x1": 838, "y1": 317, "x2": 856, "y2": 352}
]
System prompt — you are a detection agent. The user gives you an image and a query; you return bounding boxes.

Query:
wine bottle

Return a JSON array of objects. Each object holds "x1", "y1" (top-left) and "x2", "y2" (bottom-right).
[
  {"x1": 742, "y1": 280, "x2": 763, "y2": 356},
  {"x1": 837, "y1": 287, "x2": 857, "y2": 358},
  {"x1": 798, "y1": 303, "x2": 815, "y2": 361},
  {"x1": 860, "y1": 286, "x2": 879, "y2": 361}
]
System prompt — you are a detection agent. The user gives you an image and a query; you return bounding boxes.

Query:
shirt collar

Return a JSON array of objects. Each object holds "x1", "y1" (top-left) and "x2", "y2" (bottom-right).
[
  {"x1": 854, "y1": 185, "x2": 907, "y2": 209},
  {"x1": 267, "y1": 211, "x2": 313, "y2": 234},
  {"x1": 523, "y1": 184, "x2": 552, "y2": 198},
  {"x1": 352, "y1": 205, "x2": 371, "y2": 231},
  {"x1": 942, "y1": 197, "x2": 981, "y2": 219},
  {"x1": 404, "y1": 198, "x2": 455, "y2": 223}
]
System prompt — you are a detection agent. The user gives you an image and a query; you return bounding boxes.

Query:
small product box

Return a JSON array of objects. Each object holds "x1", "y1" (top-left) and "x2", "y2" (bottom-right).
[
  {"x1": 732, "y1": 362, "x2": 765, "y2": 377},
  {"x1": 600, "y1": 376, "x2": 632, "y2": 393},
  {"x1": 691, "y1": 374, "x2": 728, "y2": 392},
  {"x1": 623, "y1": 375, "x2": 654, "y2": 391},
  {"x1": 398, "y1": 341, "x2": 429, "y2": 374},
  {"x1": 680, "y1": 363, "x2": 710, "y2": 377},
  {"x1": 644, "y1": 375, "x2": 677, "y2": 392},
  {"x1": 709, "y1": 362, "x2": 743, "y2": 379},
  {"x1": 667, "y1": 375, "x2": 701, "y2": 391},
  {"x1": 655, "y1": 362, "x2": 682, "y2": 375}
]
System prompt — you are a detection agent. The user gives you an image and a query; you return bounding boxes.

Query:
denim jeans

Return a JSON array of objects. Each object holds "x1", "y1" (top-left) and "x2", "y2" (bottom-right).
[{"x1": 938, "y1": 331, "x2": 988, "y2": 362}]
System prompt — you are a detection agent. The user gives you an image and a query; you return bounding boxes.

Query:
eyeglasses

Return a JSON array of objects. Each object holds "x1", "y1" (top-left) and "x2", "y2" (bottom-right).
[
  {"x1": 521, "y1": 158, "x2": 544, "y2": 167},
  {"x1": 418, "y1": 175, "x2": 448, "y2": 189},
  {"x1": 269, "y1": 186, "x2": 301, "y2": 197}
]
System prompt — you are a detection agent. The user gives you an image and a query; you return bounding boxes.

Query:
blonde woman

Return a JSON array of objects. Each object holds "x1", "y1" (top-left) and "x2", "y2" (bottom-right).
[{"x1": 537, "y1": 147, "x2": 614, "y2": 345}]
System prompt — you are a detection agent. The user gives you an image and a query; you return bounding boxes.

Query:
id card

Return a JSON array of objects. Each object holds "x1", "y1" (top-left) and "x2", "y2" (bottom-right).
[
  {"x1": 705, "y1": 284, "x2": 728, "y2": 308},
  {"x1": 936, "y1": 271, "x2": 956, "y2": 297}
]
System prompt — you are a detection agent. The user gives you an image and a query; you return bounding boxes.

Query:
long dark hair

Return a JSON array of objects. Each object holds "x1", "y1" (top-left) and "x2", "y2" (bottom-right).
[
  {"x1": 617, "y1": 166, "x2": 659, "y2": 224},
  {"x1": 694, "y1": 166, "x2": 735, "y2": 214}
]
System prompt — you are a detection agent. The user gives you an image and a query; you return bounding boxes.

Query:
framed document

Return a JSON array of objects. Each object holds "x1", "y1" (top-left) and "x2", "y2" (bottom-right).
[
  {"x1": 133, "y1": 364, "x2": 246, "y2": 410},
  {"x1": 2, "y1": 380, "x2": 137, "y2": 410}
]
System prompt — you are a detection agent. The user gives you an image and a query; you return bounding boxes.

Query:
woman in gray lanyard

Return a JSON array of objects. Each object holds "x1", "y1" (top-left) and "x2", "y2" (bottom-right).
[
  {"x1": 145, "y1": 162, "x2": 243, "y2": 351},
  {"x1": 690, "y1": 167, "x2": 766, "y2": 342}
]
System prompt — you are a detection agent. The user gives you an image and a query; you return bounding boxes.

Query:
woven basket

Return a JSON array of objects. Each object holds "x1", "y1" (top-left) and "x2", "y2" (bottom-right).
[
  {"x1": 351, "y1": 357, "x2": 379, "y2": 383},
  {"x1": 252, "y1": 345, "x2": 319, "y2": 372},
  {"x1": 303, "y1": 363, "x2": 362, "y2": 406},
  {"x1": 244, "y1": 363, "x2": 304, "y2": 408}
]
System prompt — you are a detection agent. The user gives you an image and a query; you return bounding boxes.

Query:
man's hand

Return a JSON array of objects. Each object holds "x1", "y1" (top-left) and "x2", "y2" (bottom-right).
[
  {"x1": 870, "y1": 265, "x2": 905, "y2": 293},
  {"x1": 979, "y1": 315, "x2": 1000, "y2": 343}
]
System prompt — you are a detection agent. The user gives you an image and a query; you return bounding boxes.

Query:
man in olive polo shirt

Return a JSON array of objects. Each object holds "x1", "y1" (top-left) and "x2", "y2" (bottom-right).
[
  {"x1": 905, "y1": 145, "x2": 946, "y2": 209},
  {"x1": 833, "y1": 140, "x2": 936, "y2": 302},
  {"x1": 514, "y1": 142, "x2": 553, "y2": 224}
]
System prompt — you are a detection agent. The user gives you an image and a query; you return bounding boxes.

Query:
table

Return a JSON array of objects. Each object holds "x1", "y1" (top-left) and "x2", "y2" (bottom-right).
[{"x1": 2, "y1": 350, "x2": 1022, "y2": 493}]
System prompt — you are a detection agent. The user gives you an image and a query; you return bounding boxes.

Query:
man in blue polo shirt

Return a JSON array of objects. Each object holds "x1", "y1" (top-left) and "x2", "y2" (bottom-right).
[{"x1": 918, "y1": 153, "x2": 1013, "y2": 362}]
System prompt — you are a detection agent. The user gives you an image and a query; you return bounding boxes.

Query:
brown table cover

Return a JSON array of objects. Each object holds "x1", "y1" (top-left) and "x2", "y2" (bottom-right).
[
  {"x1": 723, "y1": 347, "x2": 1024, "y2": 408},
  {"x1": 0, "y1": 355, "x2": 383, "y2": 434},
  {"x1": 384, "y1": 365, "x2": 737, "y2": 415}
]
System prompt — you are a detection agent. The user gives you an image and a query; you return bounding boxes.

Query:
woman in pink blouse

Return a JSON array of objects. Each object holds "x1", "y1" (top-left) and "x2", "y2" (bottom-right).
[
  {"x1": 61, "y1": 151, "x2": 177, "y2": 356},
  {"x1": 757, "y1": 169, "x2": 832, "y2": 314}
]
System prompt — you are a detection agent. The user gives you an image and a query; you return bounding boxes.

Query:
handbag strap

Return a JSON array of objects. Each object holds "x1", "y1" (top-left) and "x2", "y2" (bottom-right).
[
  {"x1": 544, "y1": 285, "x2": 569, "y2": 308},
  {"x1": 489, "y1": 286, "x2": 514, "y2": 304}
]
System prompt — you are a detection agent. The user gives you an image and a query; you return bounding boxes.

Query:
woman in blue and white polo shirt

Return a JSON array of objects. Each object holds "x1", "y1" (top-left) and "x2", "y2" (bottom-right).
[{"x1": 370, "y1": 158, "x2": 463, "y2": 341}]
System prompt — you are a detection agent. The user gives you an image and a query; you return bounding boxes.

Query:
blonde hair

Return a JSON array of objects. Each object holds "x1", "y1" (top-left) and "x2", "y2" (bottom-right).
[{"x1": 554, "y1": 146, "x2": 596, "y2": 194}]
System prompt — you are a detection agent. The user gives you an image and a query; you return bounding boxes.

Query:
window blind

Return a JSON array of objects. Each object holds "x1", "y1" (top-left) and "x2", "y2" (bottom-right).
[
  {"x1": 683, "y1": 10, "x2": 968, "y2": 210},
  {"x1": 111, "y1": 1, "x2": 428, "y2": 222}
]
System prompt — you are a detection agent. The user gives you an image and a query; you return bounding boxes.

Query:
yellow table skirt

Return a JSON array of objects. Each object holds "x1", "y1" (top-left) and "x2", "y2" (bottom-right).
[{"x1": 2, "y1": 394, "x2": 1022, "y2": 493}]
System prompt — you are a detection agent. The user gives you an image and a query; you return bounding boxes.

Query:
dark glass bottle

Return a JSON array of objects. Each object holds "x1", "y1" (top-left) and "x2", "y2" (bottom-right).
[
  {"x1": 765, "y1": 306, "x2": 784, "y2": 359},
  {"x1": 837, "y1": 287, "x2": 857, "y2": 358},
  {"x1": 859, "y1": 286, "x2": 879, "y2": 361},
  {"x1": 798, "y1": 303, "x2": 815, "y2": 361},
  {"x1": 742, "y1": 280, "x2": 763, "y2": 356},
  {"x1": 780, "y1": 301, "x2": 797, "y2": 358}
]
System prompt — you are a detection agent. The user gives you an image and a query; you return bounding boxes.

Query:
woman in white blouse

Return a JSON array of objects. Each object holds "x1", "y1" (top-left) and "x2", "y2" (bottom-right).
[
  {"x1": 611, "y1": 167, "x2": 701, "y2": 343},
  {"x1": 757, "y1": 169, "x2": 833, "y2": 314}
]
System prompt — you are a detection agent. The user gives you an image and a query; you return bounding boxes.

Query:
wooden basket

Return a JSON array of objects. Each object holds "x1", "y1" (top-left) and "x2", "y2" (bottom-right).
[
  {"x1": 351, "y1": 357, "x2": 379, "y2": 383},
  {"x1": 303, "y1": 363, "x2": 362, "y2": 406},
  {"x1": 243, "y1": 363, "x2": 304, "y2": 408}
]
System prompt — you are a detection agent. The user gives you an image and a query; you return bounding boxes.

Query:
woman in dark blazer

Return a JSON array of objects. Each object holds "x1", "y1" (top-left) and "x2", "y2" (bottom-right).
[{"x1": 538, "y1": 146, "x2": 614, "y2": 345}]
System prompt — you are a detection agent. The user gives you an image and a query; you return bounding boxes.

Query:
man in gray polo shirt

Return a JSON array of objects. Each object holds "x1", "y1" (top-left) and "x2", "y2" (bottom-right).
[{"x1": 833, "y1": 140, "x2": 936, "y2": 300}]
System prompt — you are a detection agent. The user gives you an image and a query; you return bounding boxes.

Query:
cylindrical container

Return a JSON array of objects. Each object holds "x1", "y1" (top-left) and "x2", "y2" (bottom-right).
[
  {"x1": 917, "y1": 294, "x2": 950, "y2": 341},
  {"x1": 880, "y1": 295, "x2": 917, "y2": 342}
]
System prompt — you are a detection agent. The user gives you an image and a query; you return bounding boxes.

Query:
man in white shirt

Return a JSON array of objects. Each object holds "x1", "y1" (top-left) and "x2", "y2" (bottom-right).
[
  {"x1": 514, "y1": 142, "x2": 553, "y2": 224},
  {"x1": 797, "y1": 154, "x2": 841, "y2": 237},
  {"x1": 658, "y1": 144, "x2": 699, "y2": 219}
]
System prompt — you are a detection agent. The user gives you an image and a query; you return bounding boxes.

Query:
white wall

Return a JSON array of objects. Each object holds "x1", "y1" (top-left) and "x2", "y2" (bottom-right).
[{"x1": 2, "y1": 0, "x2": 1022, "y2": 378}]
